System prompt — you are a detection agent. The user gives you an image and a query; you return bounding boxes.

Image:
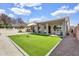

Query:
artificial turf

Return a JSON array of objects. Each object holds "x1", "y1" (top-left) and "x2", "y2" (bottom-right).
[{"x1": 9, "y1": 34, "x2": 61, "y2": 56}]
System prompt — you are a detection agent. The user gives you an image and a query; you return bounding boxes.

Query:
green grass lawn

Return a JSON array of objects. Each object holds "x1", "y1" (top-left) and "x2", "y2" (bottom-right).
[{"x1": 9, "y1": 34, "x2": 61, "y2": 56}]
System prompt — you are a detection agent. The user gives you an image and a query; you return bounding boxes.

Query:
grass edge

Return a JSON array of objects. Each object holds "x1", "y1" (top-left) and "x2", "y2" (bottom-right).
[
  {"x1": 45, "y1": 38, "x2": 62, "y2": 56},
  {"x1": 8, "y1": 36, "x2": 29, "y2": 56}
]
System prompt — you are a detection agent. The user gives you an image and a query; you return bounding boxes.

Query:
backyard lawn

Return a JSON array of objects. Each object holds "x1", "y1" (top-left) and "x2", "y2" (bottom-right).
[{"x1": 9, "y1": 34, "x2": 61, "y2": 56}]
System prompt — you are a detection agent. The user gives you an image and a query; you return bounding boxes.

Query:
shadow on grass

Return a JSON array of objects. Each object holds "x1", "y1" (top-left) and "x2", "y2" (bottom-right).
[
  {"x1": 30, "y1": 33, "x2": 49, "y2": 36},
  {"x1": 30, "y1": 33, "x2": 63, "y2": 39}
]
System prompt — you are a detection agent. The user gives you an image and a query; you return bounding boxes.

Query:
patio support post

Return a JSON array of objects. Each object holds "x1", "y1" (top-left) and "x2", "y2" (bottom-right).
[
  {"x1": 34, "y1": 25, "x2": 38, "y2": 33},
  {"x1": 46, "y1": 23, "x2": 49, "y2": 34},
  {"x1": 51, "y1": 25, "x2": 54, "y2": 34},
  {"x1": 62, "y1": 21, "x2": 67, "y2": 36},
  {"x1": 40, "y1": 24, "x2": 44, "y2": 34},
  {"x1": 36, "y1": 26, "x2": 38, "y2": 33}
]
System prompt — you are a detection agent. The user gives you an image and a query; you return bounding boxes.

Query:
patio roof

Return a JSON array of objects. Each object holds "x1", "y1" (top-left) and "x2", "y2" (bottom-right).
[
  {"x1": 37, "y1": 17, "x2": 69, "y2": 24},
  {"x1": 27, "y1": 17, "x2": 69, "y2": 26},
  {"x1": 27, "y1": 23, "x2": 37, "y2": 27}
]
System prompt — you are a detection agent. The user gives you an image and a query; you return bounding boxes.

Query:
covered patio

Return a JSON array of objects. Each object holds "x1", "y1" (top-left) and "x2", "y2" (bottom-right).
[{"x1": 27, "y1": 17, "x2": 70, "y2": 37}]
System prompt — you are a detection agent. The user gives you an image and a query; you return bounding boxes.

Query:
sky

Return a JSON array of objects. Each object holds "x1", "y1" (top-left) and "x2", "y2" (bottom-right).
[{"x1": 0, "y1": 3, "x2": 79, "y2": 26}]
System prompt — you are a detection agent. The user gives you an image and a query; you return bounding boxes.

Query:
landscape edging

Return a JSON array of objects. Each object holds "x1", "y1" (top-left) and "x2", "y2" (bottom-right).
[
  {"x1": 7, "y1": 36, "x2": 29, "y2": 56},
  {"x1": 45, "y1": 38, "x2": 63, "y2": 56}
]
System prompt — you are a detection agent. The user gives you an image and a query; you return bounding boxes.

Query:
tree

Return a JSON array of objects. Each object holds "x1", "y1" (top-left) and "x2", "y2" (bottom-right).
[
  {"x1": 0, "y1": 13, "x2": 27, "y2": 29},
  {"x1": 0, "y1": 13, "x2": 16, "y2": 28},
  {"x1": 17, "y1": 17, "x2": 25, "y2": 29}
]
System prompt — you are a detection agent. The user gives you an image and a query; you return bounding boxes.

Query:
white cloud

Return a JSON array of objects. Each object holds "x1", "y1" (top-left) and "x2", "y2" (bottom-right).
[
  {"x1": 14, "y1": 3, "x2": 41, "y2": 8},
  {"x1": 51, "y1": 5, "x2": 76, "y2": 16},
  {"x1": 74, "y1": 4, "x2": 79, "y2": 11},
  {"x1": 29, "y1": 16, "x2": 47, "y2": 22},
  {"x1": 0, "y1": 9, "x2": 6, "y2": 14},
  {"x1": 58, "y1": 5, "x2": 69, "y2": 10},
  {"x1": 8, "y1": 14, "x2": 15, "y2": 18},
  {"x1": 29, "y1": 18, "x2": 42, "y2": 22},
  {"x1": 9, "y1": 7, "x2": 31, "y2": 15},
  {"x1": 33, "y1": 6, "x2": 42, "y2": 10},
  {"x1": 51, "y1": 9, "x2": 76, "y2": 16},
  {"x1": 24, "y1": 3, "x2": 41, "y2": 7}
]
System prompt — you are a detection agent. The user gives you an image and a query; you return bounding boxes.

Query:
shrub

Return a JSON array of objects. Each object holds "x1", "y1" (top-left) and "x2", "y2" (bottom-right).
[{"x1": 18, "y1": 30, "x2": 22, "y2": 32}]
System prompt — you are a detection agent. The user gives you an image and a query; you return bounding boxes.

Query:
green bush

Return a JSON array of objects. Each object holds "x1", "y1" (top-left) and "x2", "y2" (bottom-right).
[
  {"x1": 18, "y1": 30, "x2": 22, "y2": 32},
  {"x1": 0, "y1": 24, "x2": 13, "y2": 28}
]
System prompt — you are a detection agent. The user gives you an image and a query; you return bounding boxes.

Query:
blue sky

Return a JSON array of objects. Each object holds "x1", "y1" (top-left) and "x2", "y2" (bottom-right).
[{"x1": 0, "y1": 3, "x2": 79, "y2": 26}]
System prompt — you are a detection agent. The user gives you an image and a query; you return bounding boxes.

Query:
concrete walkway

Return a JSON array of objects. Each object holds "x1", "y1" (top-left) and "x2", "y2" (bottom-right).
[
  {"x1": 0, "y1": 34, "x2": 24, "y2": 56},
  {"x1": 0, "y1": 29, "x2": 24, "y2": 56},
  {"x1": 49, "y1": 35, "x2": 79, "y2": 56}
]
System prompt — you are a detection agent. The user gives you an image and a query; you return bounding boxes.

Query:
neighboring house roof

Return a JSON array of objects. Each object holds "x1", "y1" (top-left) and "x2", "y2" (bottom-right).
[{"x1": 70, "y1": 26, "x2": 75, "y2": 29}]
